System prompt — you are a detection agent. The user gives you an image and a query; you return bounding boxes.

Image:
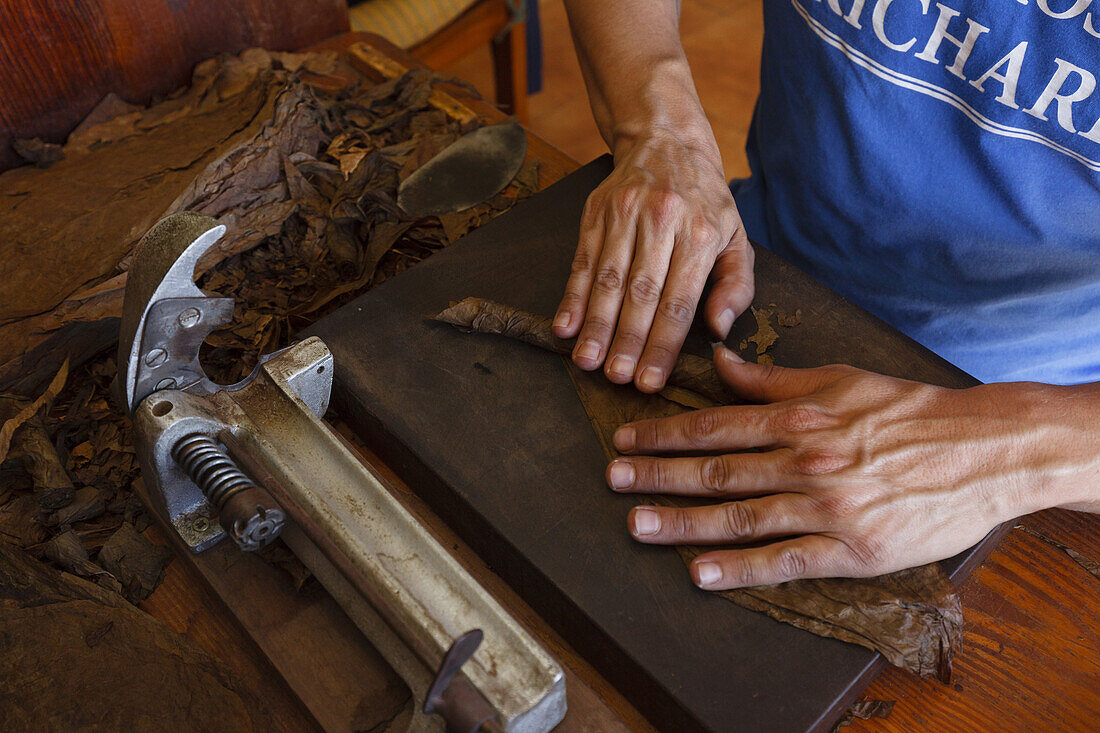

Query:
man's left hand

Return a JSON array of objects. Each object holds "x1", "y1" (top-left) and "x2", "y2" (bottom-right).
[{"x1": 607, "y1": 346, "x2": 1099, "y2": 590}]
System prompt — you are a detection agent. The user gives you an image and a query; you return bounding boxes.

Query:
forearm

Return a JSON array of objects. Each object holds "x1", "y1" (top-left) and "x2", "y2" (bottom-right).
[{"x1": 562, "y1": 0, "x2": 717, "y2": 158}]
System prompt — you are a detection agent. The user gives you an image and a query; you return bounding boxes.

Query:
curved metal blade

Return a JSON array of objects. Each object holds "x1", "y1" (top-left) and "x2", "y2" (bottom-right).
[
  {"x1": 117, "y1": 212, "x2": 228, "y2": 413},
  {"x1": 398, "y1": 122, "x2": 528, "y2": 218}
]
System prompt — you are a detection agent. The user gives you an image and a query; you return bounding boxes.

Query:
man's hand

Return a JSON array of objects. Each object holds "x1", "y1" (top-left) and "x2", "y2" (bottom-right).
[
  {"x1": 606, "y1": 346, "x2": 1100, "y2": 590},
  {"x1": 553, "y1": 135, "x2": 753, "y2": 392},
  {"x1": 557, "y1": 0, "x2": 754, "y2": 392}
]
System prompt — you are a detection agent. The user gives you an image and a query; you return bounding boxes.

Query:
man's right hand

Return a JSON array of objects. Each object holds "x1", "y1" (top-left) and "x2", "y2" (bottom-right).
[{"x1": 552, "y1": 133, "x2": 754, "y2": 392}]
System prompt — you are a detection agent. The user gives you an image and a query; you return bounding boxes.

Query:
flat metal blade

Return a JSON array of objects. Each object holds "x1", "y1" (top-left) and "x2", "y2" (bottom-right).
[{"x1": 398, "y1": 122, "x2": 527, "y2": 217}]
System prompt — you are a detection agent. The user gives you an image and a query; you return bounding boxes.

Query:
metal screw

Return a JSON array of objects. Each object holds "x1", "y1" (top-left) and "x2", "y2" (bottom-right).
[
  {"x1": 192, "y1": 517, "x2": 210, "y2": 532},
  {"x1": 178, "y1": 307, "x2": 202, "y2": 329},
  {"x1": 154, "y1": 377, "x2": 177, "y2": 390},
  {"x1": 144, "y1": 348, "x2": 168, "y2": 368}
]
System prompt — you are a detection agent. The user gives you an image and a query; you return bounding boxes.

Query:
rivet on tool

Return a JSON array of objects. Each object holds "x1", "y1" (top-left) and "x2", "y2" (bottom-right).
[
  {"x1": 192, "y1": 517, "x2": 210, "y2": 532},
  {"x1": 144, "y1": 348, "x2": 168, "y2": 367},
  {"x1": 178, "y1": 307, "x2": 202, "y2": 328}
]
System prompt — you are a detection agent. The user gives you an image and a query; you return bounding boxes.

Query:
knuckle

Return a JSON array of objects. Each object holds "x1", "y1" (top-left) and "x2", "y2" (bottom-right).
[
  {"x1": 628, "y1": 273, "x2": 663, "y2": 305},
  {"x1": 570, "y1": 250, "x2": 594, "y2": 275},
  {"x1": 720, "y1": 501, "x2": 757, "y2": 540},
  {"x1": 612, "y1": 328, "x2": 646, "y2": 352},
  {"x1": 651, "y1": 460, "x2": 671, "y2": 492},
  {"x1": 700, "y1": 457, "x2": 733, "y2": 493},
  {"x1": 686, "y1": 218, "x2": 719, "y2": 249},
  {"x1": 641, "y1": 340, "x2": 677, "y2": 364},
  {"x1": 648, "y1": 190, "x2": 684, "y2": 227},
  {"x1": 580, "y1": 313, "x2": 614, "y2": 335},
  {"x1": 611, "y1": 188, "x2": 641, "y2": 219},
  {"x1": 593, "y1": 266, "x2": 625, "y2": 294},
  {"x1": 583, "y1": 192, "x2": 605, "y2": 219},
  {"x1": 793, "y1": 450, "x2": 849, "y2": 476},
  {"x1": 558, "y1": 289, "x2": 587, "y2": 308},
  {"x1": 666, "y1": 510, "x2": 697, "y2": 539},
  {"x1": 772, "y1": 403, "x2": 829, "y2": 434},
  {"x1": 728, "y1": 558, "x2": 756, "y2": 588},
  {"x1": 758, "y1": 363, "x2": 789, "y2": 388},
  {"x1": 638, "y1": 423, "x2": 662, "y2": 450},
  {"x1": 775, "y1": 547, "x2": 808, "y2": 580},
  {"x1": 658, "y1": 294, "x2": 696, "y2": 325},
  {"x1": 685, "y1": 409, "x2": 722, "y2": 441}
]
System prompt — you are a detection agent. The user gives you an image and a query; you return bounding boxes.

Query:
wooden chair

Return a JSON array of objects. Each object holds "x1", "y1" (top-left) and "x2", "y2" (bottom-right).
[{"x1": 348, "y1": 0, "x2": 528, "y2": 122}]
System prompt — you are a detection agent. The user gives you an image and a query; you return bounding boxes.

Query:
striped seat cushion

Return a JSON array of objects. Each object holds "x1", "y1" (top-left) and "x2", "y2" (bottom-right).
[{"x1": 348, "y1": 0, "x2": 480, "y2": 49}]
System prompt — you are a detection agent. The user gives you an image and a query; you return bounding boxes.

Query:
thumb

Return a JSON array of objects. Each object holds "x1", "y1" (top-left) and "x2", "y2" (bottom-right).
[
  {"x1": 713, "y1": 344, "x2": 841, "y2": 403},
  {"x1": 705, "y1": 232, "x2": 755, "y2": 339}
]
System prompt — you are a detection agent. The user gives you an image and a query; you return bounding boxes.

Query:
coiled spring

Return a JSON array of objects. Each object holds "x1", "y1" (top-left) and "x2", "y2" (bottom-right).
[{"x1": 171, "y1": 433, "x2": 254, "y2": 508}]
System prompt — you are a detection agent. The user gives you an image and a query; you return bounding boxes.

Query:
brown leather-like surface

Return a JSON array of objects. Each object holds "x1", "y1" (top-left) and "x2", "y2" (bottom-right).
[{"x1": 0, "y1": 0, "x2": 348, "y2": 172}]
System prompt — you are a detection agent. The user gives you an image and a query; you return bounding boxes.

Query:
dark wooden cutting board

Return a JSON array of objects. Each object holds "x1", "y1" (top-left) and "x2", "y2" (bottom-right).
[{"x1": 305, "y1": 157, "x2": 1007, "y2": 732}]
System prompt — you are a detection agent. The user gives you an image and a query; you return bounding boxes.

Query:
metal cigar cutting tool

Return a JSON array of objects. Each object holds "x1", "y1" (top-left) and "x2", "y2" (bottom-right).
[{"x1": 118, "y1": 212, "x2": 566, "y2": 732}]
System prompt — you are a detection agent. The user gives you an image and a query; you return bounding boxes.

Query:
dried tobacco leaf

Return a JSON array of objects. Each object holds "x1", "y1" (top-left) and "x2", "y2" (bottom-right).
[
  {"x1": 436, "y1": 298, "x2": 962, "y2": 681},
  {"x1": 0, "y1": 494, "x2": 47, "y2": 548},
  {"x1": 0, "y1": 541, "x2": 265, "y2": 730},
  {"x1": 433, "y1": 297, "x2": 733, "y2": 405},
  {"x1": 0, "y1": 360, "x2": 68, "y2": 464},
  {"x1": 739, "y1": 306, "x2": 779, "y2": 360},
  {"x1": 776, "y1": 308, "x2": 803, "y2": 328},
  {"x1": 831, "y1": 699, "x2": 896, "y2": 732},
  {"x1": 12, "y1": 138, "x2": 64, "y2": 168},
  {"x1": 53, "y1": 487, "x2": 106, "y2": 527},
  {"x1": 8, "y1": 416, "x2": 75, "y2": 511},
  {"x1": 0, "y1": 61, "x2": 285, "y2": 325},
  {"x1": 40, "y1": 530, "x2": 122, "y2": 594},
  {"x1": 96, "y1": 522, "x2": 172, "y2": 604}
]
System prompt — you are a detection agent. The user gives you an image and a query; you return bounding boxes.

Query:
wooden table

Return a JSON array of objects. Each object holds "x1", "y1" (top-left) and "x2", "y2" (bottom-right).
[{"x1": 138, "y1": 34, "x2": 1100, "y2": 733}]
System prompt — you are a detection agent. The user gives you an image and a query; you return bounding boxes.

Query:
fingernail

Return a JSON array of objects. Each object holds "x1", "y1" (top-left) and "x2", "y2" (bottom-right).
[
  {"x1": 607, "y1": 460, "x2": 635, "y2": 490},
  {"x1": 694, "y1": 561, "x2": 722, "y2": 588},
  {"x1": 638, "y1": 366, "x2": 664, "y2": 391},
  {"x1": 713, "y1": 342, "x2": 744, "y2": 363},
  {"x1": 715, "y1": 308, "x2": 734, "y2": 338},
  {"x1": 553, "y1": 311, "x2": 572, "y2": 331},
  {"x1": 631, "y1": 507, "x2": 660, "y2": 536},
  {"x1": 613, "y1": 426, "x2": 636, "y2": 452},
  {"x1": 607, "y1": 354, "x2": 636, "y2": 380},
  {"x1": 575, "y1": 339, "x2": 601, "y2": 365}
]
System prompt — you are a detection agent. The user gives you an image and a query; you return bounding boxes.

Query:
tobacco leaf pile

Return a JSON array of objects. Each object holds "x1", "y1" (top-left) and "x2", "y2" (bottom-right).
[
  {"x1": 0, "y1": 540, "x2": 272, "y2": 729},
  {"x1": 435, "y1": 297, "x2": 963, "y2": 682},
  {"x1": 0, "y1": 42, "x2": 539, "y2": 671}
]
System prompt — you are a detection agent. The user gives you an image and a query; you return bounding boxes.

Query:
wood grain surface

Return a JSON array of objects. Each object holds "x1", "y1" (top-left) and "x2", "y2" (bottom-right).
[
  {"x1": 0, "y1": 0, "x2": 349, "y2": 172},
  {"x1": 855, "y1": 516, "x2": 1100, "y2": 732}
]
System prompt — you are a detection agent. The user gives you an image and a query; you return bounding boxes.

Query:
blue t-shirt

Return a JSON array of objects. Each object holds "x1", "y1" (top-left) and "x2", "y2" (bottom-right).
[{"x1": 732, "y1": 0, "x2": 1100, "y2": 385}]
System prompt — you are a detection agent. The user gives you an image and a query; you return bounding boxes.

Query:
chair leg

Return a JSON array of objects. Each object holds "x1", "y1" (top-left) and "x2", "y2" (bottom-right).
[{"x1": 491, "y1": 21, "x2": 528, "y2": 123}]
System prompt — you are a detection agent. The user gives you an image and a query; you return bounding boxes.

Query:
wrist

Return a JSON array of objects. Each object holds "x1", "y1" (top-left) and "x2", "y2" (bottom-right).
[
  {"x1": 1007, "y1": 382, "x2": 1100, "y2": 514},
  {"x1": 603, "y1": 58, "x2": 719, "y2": 160},
  {"x1": 610, "y1": 121, "x2": 719, "y2": 163}
]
